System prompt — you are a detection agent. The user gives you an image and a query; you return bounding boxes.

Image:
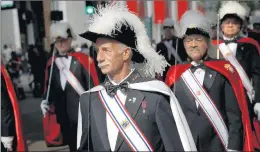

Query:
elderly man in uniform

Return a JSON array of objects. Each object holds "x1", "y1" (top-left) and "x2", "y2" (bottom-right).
[
  {"x1": 165, "y1": 10, "x2": 253, "y2": 151},
  {"x1": 77, "y1": 2, "x2": 197, "y2": 152},
  {"x1": 212, "y1": 1, "x2": 260, "y2": 122},
  {"x1": 40, "y1": 22, "x2": 100, "y2": 150},
  {"x1": 156, "y1": 18, "x2": 187, "y2": 81}
]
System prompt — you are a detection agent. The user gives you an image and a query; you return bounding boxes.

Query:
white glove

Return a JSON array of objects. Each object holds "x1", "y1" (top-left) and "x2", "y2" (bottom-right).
[
  {"x1": 254, "y1": 103, "x2": 260, "y2": 121},
  {"x1": 1, "y1": 136, "x2": 14, "y2": 151},
  {"x1": 40, "y1": 100, "x2": 50, "y2": 117}
]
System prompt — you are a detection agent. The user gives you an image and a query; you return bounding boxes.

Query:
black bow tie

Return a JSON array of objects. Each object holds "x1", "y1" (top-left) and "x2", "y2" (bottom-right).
[
  {"x1": 224, "y1": 39, "x2": 237, "y2": 44},
  {"x1": 105, "y1": 81, "x2": 129, "y2": 97},
  {"x1": 56, "y1": 54, "x2": 68, "y2": 58},
  {"x1": 190, "y1": 64, "x2": 205, "y2": 73}
]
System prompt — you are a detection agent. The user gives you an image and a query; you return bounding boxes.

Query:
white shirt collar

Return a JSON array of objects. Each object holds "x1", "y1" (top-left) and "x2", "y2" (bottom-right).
[
  {"x1": 191, "y1": 61, "x2": 202, "y2": 67},
  {"x1": 108, "y1": 68, "x2": 135, "y2": 85},
  {"x1": 223, "y1": 35, "x2": 236, "y2": 41}
]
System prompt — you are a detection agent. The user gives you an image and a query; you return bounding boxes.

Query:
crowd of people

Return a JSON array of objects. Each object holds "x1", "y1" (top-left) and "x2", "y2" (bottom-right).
[{"x1": 2, "y1": 1, "x2": 260, "y2": 151}]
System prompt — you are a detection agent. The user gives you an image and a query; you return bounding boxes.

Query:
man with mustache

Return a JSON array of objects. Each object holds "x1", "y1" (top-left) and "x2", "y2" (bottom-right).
[
  {"x1": 40, "y1": 22, "x2": 100, "y2": 150},
  {"x1": 76, "y1": 2, "x2": 197, "y2": 151},
  {"x1": 165, "y1": 10, "x2": 253, "y2": 151}
]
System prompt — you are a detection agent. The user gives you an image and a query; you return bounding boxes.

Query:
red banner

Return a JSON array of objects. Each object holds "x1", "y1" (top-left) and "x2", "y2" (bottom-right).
[
  {"x1": 177, "y1": 0, "x2": 188, "y2": 20},
  {"x1": 127, "y1": 1, "x2": 138, "y2": 15},
  {"x1": 154, "y1": 0, "x2": 165, "y2": 24}
]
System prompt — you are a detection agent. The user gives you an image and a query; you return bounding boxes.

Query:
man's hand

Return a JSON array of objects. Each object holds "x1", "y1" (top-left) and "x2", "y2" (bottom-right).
[
  {"x1": 40, "y1": 100, "x2": 50, "y2": 117},
  {"x1": 1, "y1": 136, "x2": 14, "y2": 151},
  {"x1": 254, "y1": 103, "x2": 260, "y2": 121}
]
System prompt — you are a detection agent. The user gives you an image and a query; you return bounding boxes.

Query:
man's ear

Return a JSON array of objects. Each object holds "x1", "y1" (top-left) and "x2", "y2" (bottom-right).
[{"x1": 122, "y1": 47, "x2": 132, "y2": 61}]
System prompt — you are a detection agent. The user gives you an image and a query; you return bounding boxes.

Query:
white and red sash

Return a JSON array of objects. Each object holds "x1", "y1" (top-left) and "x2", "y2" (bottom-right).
[
  {"x1": 77, "y1": 80, "x2": 197, "y2": 151},
  {"x1": 98, "y1": 89, "x2": 153, "y2": 151},
  {"x1": 181, "y1": 69, "x2": 228, "y2": 150},
  {"x1": 218, "y1": 43, "x2": 255, "y2": 103},
  {"x1": 55, "y1": 58, "x2": 85, "y2": 95}
]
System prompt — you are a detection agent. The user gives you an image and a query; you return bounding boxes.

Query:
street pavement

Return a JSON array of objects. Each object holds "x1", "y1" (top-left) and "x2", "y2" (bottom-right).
[{"x1": 18, "y1": 74, "x2": 69, "y2": 151}]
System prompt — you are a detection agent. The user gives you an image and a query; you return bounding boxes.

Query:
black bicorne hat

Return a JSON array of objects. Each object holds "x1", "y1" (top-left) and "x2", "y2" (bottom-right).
[{"x1": 79, "y1": 23, "x2": 144, "y2": 63}]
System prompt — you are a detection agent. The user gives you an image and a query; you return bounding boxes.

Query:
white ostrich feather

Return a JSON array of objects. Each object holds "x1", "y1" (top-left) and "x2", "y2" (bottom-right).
[
  {"x1": 219, "y1": 1, "x2": 246, "y2": 21},
  {"x1": 87, "y1": 2, "x2": 169, "y2": 78},
  {"x1": 179, "y1": 10, "x2": 212, "y2": 38},
  {"x1": 50, "y1": 22, "x2": 76, "y2": 40}
]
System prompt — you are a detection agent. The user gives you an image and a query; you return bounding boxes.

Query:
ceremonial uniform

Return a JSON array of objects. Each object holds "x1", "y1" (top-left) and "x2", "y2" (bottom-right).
[
  {"x1": 166, "y1": 10, "x2": 253, "y2": 151},
  {"x1": 211, "y1": 2, "x2": 260, "y2": 149},
  {"x1": 41, "y1": 22, "x2": 100, "y2": 150},
  {"x1": 77, "y1": 2, "x2": 196, "y2": 152},
  {"x1": 156, "y1": 38, "x2": 186, "y2": 80},
  {"x1": 248, "y1": 31, "x2": 260, "y2": 45},
  {"x1": 156, "y1": 18, "x2": 187, "y2": 81},
  {"x1": 1, "y1": 64, "x2": 27, "y2": 152},
  {"x1": 78, "y1": 70, "x2": 186, "y2": 151},
  {"x1": 212, "y1": 36, "x2": 260, "y2": 106}
]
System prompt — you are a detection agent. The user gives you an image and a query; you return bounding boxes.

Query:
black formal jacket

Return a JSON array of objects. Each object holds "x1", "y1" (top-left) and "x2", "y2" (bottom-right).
[
  {"x1": 156, "y1": 37, "x2": 187, "y2": 81},
  {"x1": 172, "y1": 60, "x2": 243, "y2": 151},
  {"x1": 248, "y1": 31, "x2": 260, "y2": 46},
  {"x1": 78, "y1": 70, "x2": 184, "y2": 151},
  {"x1": 218, "y1": 36, "x2": 260, "y2": 106},
  {"x1": 45, "y1": 53, "x2": 96, "y2": 125}
]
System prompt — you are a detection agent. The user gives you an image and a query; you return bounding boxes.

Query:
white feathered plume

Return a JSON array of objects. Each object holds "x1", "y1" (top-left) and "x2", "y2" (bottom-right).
[
  {"x1": 219, "y1": 1, "x2": 247, "y2": 21},
  {"x1": 50, "y1": 22, "x2": 76, "y2": 41},
  {"x1": 87, "y1": 2, "x2": 169, "y2": 78},
  {"x1": 179, "y1": 10, "x2": 212, "y2": 38}
]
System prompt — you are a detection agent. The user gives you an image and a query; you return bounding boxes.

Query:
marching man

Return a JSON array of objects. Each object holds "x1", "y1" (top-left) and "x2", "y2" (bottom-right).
[
  {"x1": 77, "y1": 2, "x2": 196, "y2": 151},
  {"x1": 1, "y1": 63, "x2": 27, "y2": 152},
  {"x1": 211, "y1": 1, "x2": 260, "y2": 150},
  {"x1": 156, "y1": 18, "x2": 187, "y2": 81},
  {"x1": 165, "y1": 10, "x2": 253, "y2": 151},
  {"x1": 40, "y1": 22, "x2": 100, "y2": 151}
]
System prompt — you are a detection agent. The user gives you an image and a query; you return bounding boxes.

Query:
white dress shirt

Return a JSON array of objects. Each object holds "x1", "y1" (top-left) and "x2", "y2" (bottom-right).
[
  {"x1": 106, "y1": 69, "x2": 135, "y2": 151},
  {"x1": 191, "y1": 61, "x2": 206, "y2": 108},
  {"x1": 56, "y1": 55, "x2": 72, "y2": 90},
  {"x1": 223, "y1": 36, "x2": 238, "y2": 56}
]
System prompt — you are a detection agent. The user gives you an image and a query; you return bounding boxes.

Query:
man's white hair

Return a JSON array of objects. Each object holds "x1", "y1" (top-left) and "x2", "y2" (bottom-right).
[{"x1": 118, "y1": 43, "x2": 133, "y2": 59}]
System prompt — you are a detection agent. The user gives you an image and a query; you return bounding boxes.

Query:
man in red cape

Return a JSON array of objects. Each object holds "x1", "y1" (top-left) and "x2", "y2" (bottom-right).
[
  {"x1": 1, "y1": 64, "x2": 28, "y2": 151},
  {"x1": 165, "y1": 10, "x2": 253, "y2": 151},
  {"x1": 211, "y1": 2, "x2": 260, "y2": 150},
  {"x1": 41, "y1": 22, "x2": 100, "y2": 151}
]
